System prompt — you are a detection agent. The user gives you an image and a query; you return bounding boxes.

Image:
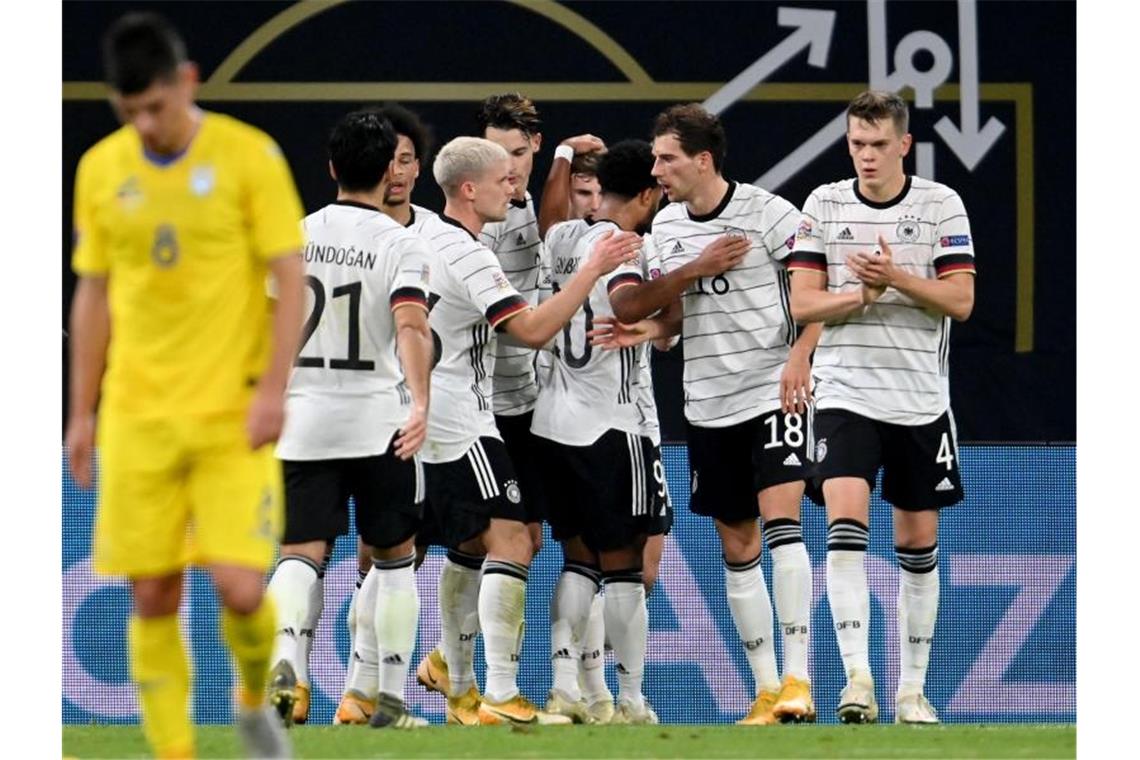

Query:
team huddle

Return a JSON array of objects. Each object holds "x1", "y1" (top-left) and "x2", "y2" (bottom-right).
[{"x1": 66, "y1": 13, "x2": 976, "y2": 758}]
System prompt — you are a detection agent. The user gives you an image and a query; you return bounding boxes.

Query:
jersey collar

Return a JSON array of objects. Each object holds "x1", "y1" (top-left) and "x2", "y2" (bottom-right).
[
  {"x1": 687, "y1": 180, "x2": 736, "y2": 222},
  {"x1": 439, "y1": 212, "x2": 479, "y2": 241},
  {"x1": 332, "y1": 199, "x2": 381, "y2": 213},
  {"x1": 853, "y1": 175, "x2": 912, "y2": 209},
  {"x1": 509, "y1": 197, "x2": 528, "y2": 209}
]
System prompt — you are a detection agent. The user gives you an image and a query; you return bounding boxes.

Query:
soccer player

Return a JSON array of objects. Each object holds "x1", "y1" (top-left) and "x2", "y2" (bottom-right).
[
  {"x1": 418, "y1": 136, "x2": 640, "y2": 725},
  {"x1": 568, "y1": 153, "x2": 604, "y2": 220},
  {"x1": 538, "y1": 139, "x2": 605, "y2": 235},
  {"x1": 533, "y1": 140, "x2": 667, "y2": 725},
  {"x1": 266, "y1": 109, "x2": 433, "y2": 730},
  {"x1": 330, "y1": 103, "x2": 441, "y2": 727},
  {"x1": 415, "y1": 92, "x2": 558, "y2": 708},
  {"x1": 65, "y1": 13, "x2": 305, "y2": 758},
  {"x1": 787, "y1": 90, "x2": 975, "y2": 725},
  {"x1": 608, "y1": 104, "x2": 819, "y2": 725}
]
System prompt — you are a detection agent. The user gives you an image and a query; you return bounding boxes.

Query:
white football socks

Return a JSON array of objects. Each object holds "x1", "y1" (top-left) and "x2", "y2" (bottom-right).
[
  {"x1": 550, "y1": 561, "x2": 600, "y2": 700},
  {"x1": 479, "y1": 561, "x2": 528, "y2": 703},
  {"x1": 826, "y1": 519, "x2": 872, "y2": 679},
  {"x1": 267, "y1": 555, "x2": 320, "y2": 676},
  {"x1": 766, "y1": 519, "x2": 812, "y2": 682},
  {"x1": 344, "y1": 566, "x2": 380, "y2": 699},
  {"x1": 580, "y1": 592, "x2": 611, "y2": 704},
  {"x1": 724, "y1": 553, "x2": 781, "y2": 694},
  {"x1": 896, "y1": 544, "x2": 940, "y2": 696},
  {"x1": 603, "y1": 570, "x2": 648, "y2": 709},
  {"x1": 373, "y1": 554, "x2": 419, "y2": 700},
  {"x1": 438, "y1": 550, "x2": 483, "y2": 697}
]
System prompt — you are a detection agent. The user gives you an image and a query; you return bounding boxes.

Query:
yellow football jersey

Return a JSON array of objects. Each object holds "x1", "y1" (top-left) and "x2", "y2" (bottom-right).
[{"x1": 72, "y1": 112, "x2": 305, "y2": 418}]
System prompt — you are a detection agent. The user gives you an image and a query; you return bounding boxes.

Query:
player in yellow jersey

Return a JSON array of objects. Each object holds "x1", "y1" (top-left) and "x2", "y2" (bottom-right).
[{"x1": 64, "y1": 13, "x2": 305, "y2": 759}]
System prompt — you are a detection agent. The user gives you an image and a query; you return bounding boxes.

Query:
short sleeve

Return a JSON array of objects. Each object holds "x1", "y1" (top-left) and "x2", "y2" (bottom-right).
[
  {"x1": 459, "y1": 244, "x2": 528, "y2": 328},
  {"x1": 763, "y1": 194, "x2": 801, "y2": 263},
  {"x1": 390, "y1": 235, "x2": 432, "y2": 312},
  {"x1": 932, "y1": 192, "x2": 977, "y2": 278},
  {"x1": 605, "y1": 228, "x2": 646, "y2": 294},
  {"x1": 786, "y1": 191, "x2": 828, "y2": 274},
  {"x1": 71, "y1": 151, "x2": 108, "y2": 276},
  {"x1": 244, "y1": 137, "x2": 306, "y2": 261}
]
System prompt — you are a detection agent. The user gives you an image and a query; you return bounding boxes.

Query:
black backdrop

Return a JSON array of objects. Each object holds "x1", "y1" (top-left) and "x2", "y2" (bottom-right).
[{"x1": 62, "y1": 0, "x2": 1076, "y2": 443}]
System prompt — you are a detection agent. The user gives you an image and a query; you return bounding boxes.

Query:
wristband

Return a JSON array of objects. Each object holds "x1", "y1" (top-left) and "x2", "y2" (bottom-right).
[{"x1": 554, "y1": 144, "x2": 575, "y2": 163}]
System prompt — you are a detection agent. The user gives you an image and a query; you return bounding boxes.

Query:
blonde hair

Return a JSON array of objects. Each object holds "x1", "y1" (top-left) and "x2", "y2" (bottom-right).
[{"x1": 433, "y1": 136, "x2": 509, "y2": 197}]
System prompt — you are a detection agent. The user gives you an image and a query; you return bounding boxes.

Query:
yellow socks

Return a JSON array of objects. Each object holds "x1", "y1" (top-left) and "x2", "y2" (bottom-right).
[
  {"x1": 129, "y1": 614, "x2": 193, "y2": 758},
  {"x1": 221, "y1": 597, "x2": 277, "y2": 709}
]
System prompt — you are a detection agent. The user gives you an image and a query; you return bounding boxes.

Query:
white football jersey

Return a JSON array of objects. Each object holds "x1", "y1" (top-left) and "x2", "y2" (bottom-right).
[
  {"x1": 277, "y1": 201, "x2": 431, "y2": 460},
  {"x1": 479, "y1": 193, "x2": 551, "y2": 416},
  {"x1": 652, "y1": 182, "x2": 800, "y2": 428},
  {"x1": 421, "y1": 213, "x2": 530, "y2": 463},
  {"x1": 788, "y1": 176, "x2": 976, "y2": 425},
  {"x1": 531, "y1": 219, "x2": 661, "y2": 446},
  {"x1": 405, "y1": 203, "x2": 438, "y2": 236}
]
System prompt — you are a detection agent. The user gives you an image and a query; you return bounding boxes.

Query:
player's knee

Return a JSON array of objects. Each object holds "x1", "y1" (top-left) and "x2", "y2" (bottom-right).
[
  {"x1": 280, "y1": 540, "x2": 329, "y2": 567},
  {"x1": 217, "y1": 583, "x2": 265, "y2": 616},
  {"x1": 894, "y1": 508, "x2": 939, "y2": 548},
  {"x1": 528, "y1": 523, "x2": 543, "y2": 556},
  {"x1": 131, "y1": 575, "x2": 182, "y2": 617},
  {"x1": 716, "y1": 519, "x2": 762, "y2": 563},
  {"x1": 210, "y1": 567, "x2": 267, "y2": 615}
]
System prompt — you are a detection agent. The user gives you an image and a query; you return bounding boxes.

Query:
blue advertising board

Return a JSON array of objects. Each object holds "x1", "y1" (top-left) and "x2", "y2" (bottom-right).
[{"x1": 63, "y1": 444, "x2": 1074, "y2": 724}]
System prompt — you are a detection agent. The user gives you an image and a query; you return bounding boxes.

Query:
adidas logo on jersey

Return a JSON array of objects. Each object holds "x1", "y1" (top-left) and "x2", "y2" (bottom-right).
[
  {"x1": 671, "y1": 240, "x2": 684, "y2": 254},
  {"x1": 837, "y1": 227, "x2": 855, "y2": 241},
  {"x1": 783, "y1": 452, "x2": 802, "y2": 467},
  {"x1": 935, "y1": 477, "x2": 954, "y2": 492},
  {"x1": 516, "y1": 232, "x2": 526, "y2": 246},
  {"x1": 382, "y1": 653, "x2": 404, "y2": 665}
]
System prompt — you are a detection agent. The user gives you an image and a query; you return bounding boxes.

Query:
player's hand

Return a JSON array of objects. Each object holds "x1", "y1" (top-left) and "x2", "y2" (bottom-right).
[
  {"x1": 65, "y1": 413, "x2": 96, "y2": 489},
  {"x1": 394, "y1": 405, "x2": 427, "y2": 460},
  {"x1": 588, "y1": 315, "x2": 655, "y2": 349},
  {"x1": 780, "y1": 351, "x2": 813, "y2": 415},
  {"x1": 689, "y1": 235, "x2": 750, "y2": 277},
  {"x1": 246, "y1": 387, "x2": 286, "y2": 449},
  {"x1": 846, "y1": 235, "x2": 896, "y2": 288},
  {"x1": 583, "y1": 230, "x2": 642, "y2": 276},
  {"x1": 561, "y1": 134, "x2": 605, "y2": 155}
]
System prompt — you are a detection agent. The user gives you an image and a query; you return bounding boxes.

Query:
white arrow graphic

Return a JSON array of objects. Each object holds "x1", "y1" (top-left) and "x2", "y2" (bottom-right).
[
  {"x1": 933, "y1": 0, "x2": 1006, "y2": 170},
  {"x1": 703, "y1": 7, "x2": 836, "y2": 115}
]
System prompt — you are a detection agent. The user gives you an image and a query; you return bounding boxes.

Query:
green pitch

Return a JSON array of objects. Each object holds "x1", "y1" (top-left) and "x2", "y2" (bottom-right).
[{"x1": 64, "y1": 723, "x2": 1074, "y2": 758}]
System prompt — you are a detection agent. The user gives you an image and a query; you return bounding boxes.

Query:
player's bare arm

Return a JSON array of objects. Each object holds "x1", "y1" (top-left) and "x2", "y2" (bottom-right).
[
  {"x1": 500, "y1": 229, "x2": 640, "y2": 347},
  {"x1": 392, "y1": 302, "x2": 432, "y2": 460},
  {"x1": 65, "y1": 275, "x2": 110, "y2": 489},
  {"x1": 587, "y1": 310, "x2": 679, "y2": 351},
  {"x1": 780, "y1": 322, "x2": 822, "y2": 415},
  {"x1": 846, "y1": 236, "x2": 975, "y2": 321},
  {"x1": 789, "y1": 268, "x2": 884, "y2": 323},
  {"x1": 537, "y1": 134, "x2": 605, "y2": 237},
  {"x1": 247, "y1": 251, "x2": 304, "y2": 449},
  {"x1": 609, "y1": 235, "x2": 749, "y2": 323}
]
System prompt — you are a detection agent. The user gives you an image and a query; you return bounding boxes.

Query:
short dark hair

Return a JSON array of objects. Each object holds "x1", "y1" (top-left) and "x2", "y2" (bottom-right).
[
  {"x1": 596, "y1": 140, "x2": 656, "y2": 199},
  {"x1": 476, "y1": 92, "x2": 542, "y2": 137},
  {"x1": 102, "y1": 12, "x2": 187, "y2": 95},
  {"x1": 651, "y1": 103, "x2": 727, "y2": 172},
  {"x1": 847, "y1": 90, "x2": 909, "y2": 135},
  {"x1": 328, "y1": 109, "x2": 398, "y2": 192},
  {"x1": 570, "y1": 151, "x2": 601, "y2": 176},
  {"x1": 373, "y1": 103, "x2": 433, "y2": 164}
]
